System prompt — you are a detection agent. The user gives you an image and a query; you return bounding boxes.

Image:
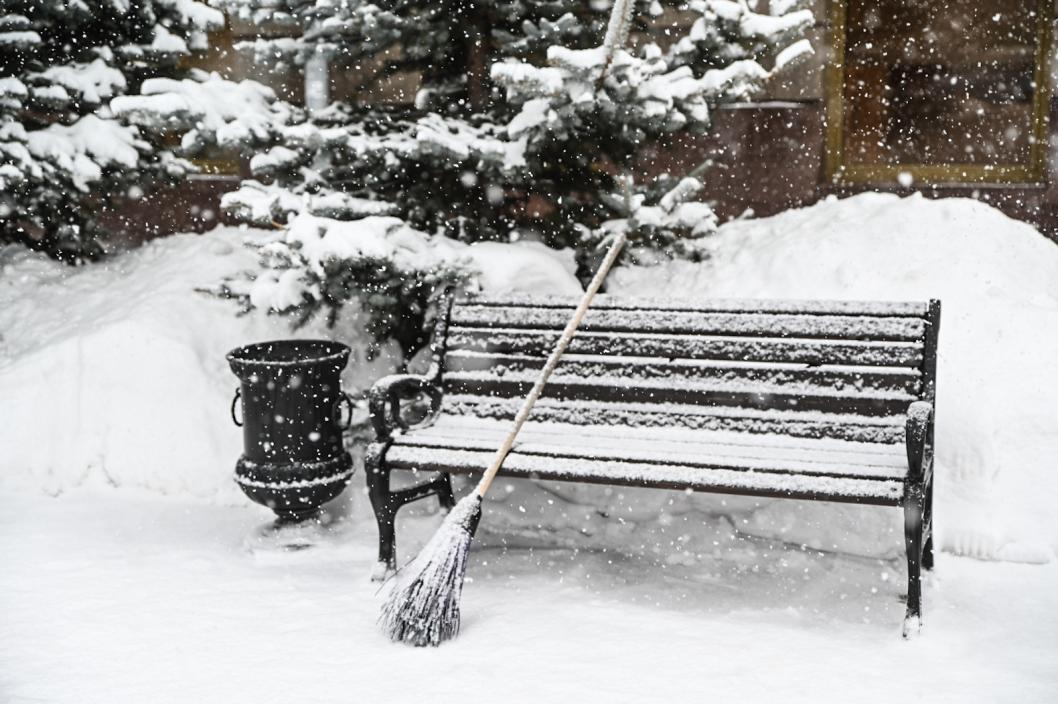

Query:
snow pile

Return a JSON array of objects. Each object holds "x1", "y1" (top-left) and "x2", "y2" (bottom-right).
[
  {"x1": 464, "y1": 240, "x2": 581, "y2": 296},
  {"x1": 0, "y1": 230, "x2": 340, "y2": 498},
  {"x1": 610, "y1": 193, "x2": 1058, "y2": 563},
  {"x1": 0, "y1": 227, "x2": 578, "y2": 498}
]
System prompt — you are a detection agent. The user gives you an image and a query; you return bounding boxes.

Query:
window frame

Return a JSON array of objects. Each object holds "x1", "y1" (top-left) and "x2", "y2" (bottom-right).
[{"x1": 824, "y1": 0, "x2": 1054, "y2": 185}]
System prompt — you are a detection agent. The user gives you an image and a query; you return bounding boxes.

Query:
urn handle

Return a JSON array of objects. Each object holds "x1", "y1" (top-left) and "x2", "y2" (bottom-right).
[
  {"x1": 230, "y1": 387, "x2": 243, "y2": 427},
  {"x1": 335, "y1": 391, "x2": 355, "y2": 430}
]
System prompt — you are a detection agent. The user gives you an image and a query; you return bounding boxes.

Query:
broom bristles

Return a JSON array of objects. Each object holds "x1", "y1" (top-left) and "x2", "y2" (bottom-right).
[{"x1": 379, "y1": 494, "x2": 483, "y2": 646}]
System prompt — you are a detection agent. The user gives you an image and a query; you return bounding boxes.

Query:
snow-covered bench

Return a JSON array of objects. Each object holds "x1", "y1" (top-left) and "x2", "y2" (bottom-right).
[{"x1": 367, "y1": 294, "x2": 940, "y2": 632}]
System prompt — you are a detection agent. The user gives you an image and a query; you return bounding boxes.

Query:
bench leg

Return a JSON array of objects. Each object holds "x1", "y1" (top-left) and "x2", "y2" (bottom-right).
[
  {"x1": 922, "y1": 477, "x2": 935, "y2": 572},
  {"x1": 436, "y1": 472, "x2": 456, "y2": 511},
  {"x1": 366, "y1": 446, "x2": 398, "y2": 580},
  {"x1": 365, "y1": 443, "x2": 458, "y2": 581},
  {"x1": 902, "y1": 487, "x2": 925, "y2": 636}
]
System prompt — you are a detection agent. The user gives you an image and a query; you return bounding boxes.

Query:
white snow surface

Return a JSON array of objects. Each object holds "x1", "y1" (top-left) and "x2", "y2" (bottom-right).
[
  {"x1": 0, "y1": 229, "x2": 384, "y2": 499},
  {"x1": 464, "y1": 240, "x2": 582, "y2": 296},
  {"x1": 2, "y1": 195, "x2": 1058, "y2": 701},
  {"x1": 2, "y1": 491, "x2": 1057, "y2": 703},
  {"x1": 0, "y1": 226, "x2": 577, "y2": 498}
]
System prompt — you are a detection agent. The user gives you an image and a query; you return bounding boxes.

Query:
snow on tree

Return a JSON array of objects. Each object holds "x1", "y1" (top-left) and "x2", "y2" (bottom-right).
[
  {"x1": 492, "y1": 0, "x2": 812, "y2": 256},
  {"x1": 0, "y1": 1, "x2": 285, "y2": 262},
  {"x1": 212, "y1": 0, "x2": 812, "y2": 361},
  {"x1": 212, "y1": 213, "x2": 474, "y2": 364}
]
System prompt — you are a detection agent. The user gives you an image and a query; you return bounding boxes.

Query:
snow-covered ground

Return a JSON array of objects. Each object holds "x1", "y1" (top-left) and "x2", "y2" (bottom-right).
[
  {"x1": 3, "y1": 490, "x2": 1057, "y2": 704},
  {"x1": 2, "y1": 194, "x2": 1058, "y2": 702}
]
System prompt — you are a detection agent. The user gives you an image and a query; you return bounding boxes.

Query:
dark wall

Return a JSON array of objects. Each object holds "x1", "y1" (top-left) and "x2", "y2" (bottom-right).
[
  {"x1": 647, "y1": 101, "x2": 1058, "y2": 244},
  {"x1": 99, "y1": 175, "x2": 238, "y2": 251},
  {"x1": 640, "y1": 102, "x2": 826, "y2": 222}
]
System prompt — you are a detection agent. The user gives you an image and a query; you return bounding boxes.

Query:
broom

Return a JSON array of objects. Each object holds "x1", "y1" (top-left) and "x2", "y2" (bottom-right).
[{"x1": 379, "y1": 229, "x2": 629, "y2": 646}]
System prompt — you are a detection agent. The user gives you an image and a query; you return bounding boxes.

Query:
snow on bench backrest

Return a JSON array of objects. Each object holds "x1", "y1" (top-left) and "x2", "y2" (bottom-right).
[{"x1": 438, "y1": 295, "x2": 938, "y2": 444}]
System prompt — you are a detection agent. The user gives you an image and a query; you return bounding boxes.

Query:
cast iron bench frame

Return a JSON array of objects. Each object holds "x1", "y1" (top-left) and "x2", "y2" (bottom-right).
[{"x1": 367, "y1": 293, "x2": 939, "y2": 631}]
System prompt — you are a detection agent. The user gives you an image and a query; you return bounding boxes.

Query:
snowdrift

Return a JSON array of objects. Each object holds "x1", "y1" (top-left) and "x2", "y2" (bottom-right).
[
  {"x1": 0, "y1": 229, "x2": 577, "y2": 498},
  {"x1": 612, "y1": 193, "x2": 1058, "y2": 563},
  {"x1": 2, "y1": 194, "x2": 1056, "y2": 565}
]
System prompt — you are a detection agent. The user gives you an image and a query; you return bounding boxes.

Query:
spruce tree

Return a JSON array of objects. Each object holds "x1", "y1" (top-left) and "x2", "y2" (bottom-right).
[
  {"x1": 0, "y1": 0, "x2": 283, "y2": 262},
  {"x1": 213, "y1": 0, "x2": 812, "y2": 362}
]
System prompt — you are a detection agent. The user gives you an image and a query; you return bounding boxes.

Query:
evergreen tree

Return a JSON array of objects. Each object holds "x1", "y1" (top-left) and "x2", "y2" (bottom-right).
[
  {"x1": 213, "y1": 0, "x2": 812, "y2": 362},
  {"x1": 0, "y1": 0, "x2": 283, "y2": 262}
]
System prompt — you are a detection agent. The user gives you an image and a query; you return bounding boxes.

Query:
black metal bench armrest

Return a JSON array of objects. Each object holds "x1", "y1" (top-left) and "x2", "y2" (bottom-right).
[
  {"x1": 369, "y1": 374, "x2": 443, "y2": 441},
  {"x1": 905, "y1": 401, "x2": 934, "y2": 481}
]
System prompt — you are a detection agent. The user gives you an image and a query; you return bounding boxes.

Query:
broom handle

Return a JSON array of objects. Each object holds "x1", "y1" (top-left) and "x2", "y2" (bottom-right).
[{"x1": 475, "y1": 231, "x2": 628, "y2": 498}]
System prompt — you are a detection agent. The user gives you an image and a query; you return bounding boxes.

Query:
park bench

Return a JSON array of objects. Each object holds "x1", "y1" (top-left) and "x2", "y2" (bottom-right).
[{"x1": 367, "y1": 294, "x2": 939, "y2": 631}]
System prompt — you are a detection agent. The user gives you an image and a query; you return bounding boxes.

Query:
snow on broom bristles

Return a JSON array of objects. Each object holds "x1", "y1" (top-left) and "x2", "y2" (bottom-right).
[
  {"x1": 378, "y1": 230, "x2": 629, "y2": 647},
  {"x1": 379, "y1": 494, "x2": 482, "y2": 646}
]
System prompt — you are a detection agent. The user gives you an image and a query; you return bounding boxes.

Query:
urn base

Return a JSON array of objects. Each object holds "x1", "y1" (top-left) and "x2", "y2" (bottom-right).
[{"x1": 235, "y1": 453, "x2": 354, "y2": 522}]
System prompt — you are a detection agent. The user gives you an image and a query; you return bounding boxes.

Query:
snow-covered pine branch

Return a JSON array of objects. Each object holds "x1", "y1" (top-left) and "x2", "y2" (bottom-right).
[
  {"x1": 213, "y1": 213, "x2": 475, "y2": 362},
  {"x1": 586, "y1": 175, "x2": 717, "y2": 263},
  {"x1": 495, "y1": 0, "x2": 815, "y2": 146},
  {"x1": 0, "y1": 0, "x2": 275, "y2": 261},
  {"x1": 669, "y1": 0, "x2": 815, "y2": 72},
  {"x1": 488, "y1": 0, "x2": 812, "y2": 261},
  {"x1": 111, "y1": 71, "x2": 297, "y2": 153}
]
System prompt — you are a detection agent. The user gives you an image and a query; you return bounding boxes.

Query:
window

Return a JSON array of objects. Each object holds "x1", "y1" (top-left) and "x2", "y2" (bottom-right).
[{"x1": 825, "y1": 0, "x2": 1053, "y2": 184}]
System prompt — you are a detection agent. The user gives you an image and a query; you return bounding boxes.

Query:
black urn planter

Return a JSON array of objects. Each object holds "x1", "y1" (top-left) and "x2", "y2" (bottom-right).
[{"x1": 227, "y1": 340, "x2": 355, "y2": 523}]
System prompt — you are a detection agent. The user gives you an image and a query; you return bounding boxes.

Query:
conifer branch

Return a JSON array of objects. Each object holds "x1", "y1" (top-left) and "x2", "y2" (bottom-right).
[{"x1": 596, "y1": 0, "x2": 636, "y2": 88}]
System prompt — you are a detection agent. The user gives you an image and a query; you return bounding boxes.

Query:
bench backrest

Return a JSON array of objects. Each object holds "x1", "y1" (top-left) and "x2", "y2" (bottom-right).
[{"x1": 435, "y1": 295, "x2": 940, "y2": 445}]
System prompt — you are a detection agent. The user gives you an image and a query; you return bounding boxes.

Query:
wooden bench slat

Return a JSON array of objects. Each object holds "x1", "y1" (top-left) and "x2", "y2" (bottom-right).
[
  {"x1": 443, "y1": 372, "x2": 916, "y2": 416},
  {"x1": 444, "y1": 350, "x2": 922, "y2": 396},
  {"x1": 441, "y1": 394, "x2": 907, "y2": 444},
  {"x1": 466, "y1": 294, "x2": 929, "y2": 318},
  {"x1": 395, "y1": 436, "x2": 905, "y2": 482},
  {"x1": 448, "y1": 327, "x2": 925, "y2": 367},
  {"x1": 395, "y1": 419, "x2": 908, "y2": 480},
  {"x1": 451, "y1": 306, "x2": 927, "y2": 341},
  {"x1": 385, "y1": 446, "x2": 905, "y2": 505},
  {"x1": 415, "y1": 414, "x2": 906, "y2": 454}
]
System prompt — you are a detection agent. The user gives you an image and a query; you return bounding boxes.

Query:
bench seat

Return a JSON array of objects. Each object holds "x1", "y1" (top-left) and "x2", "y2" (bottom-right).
[{"x1": 389, "y1": 415, "x2": 908, "y2": 503}]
